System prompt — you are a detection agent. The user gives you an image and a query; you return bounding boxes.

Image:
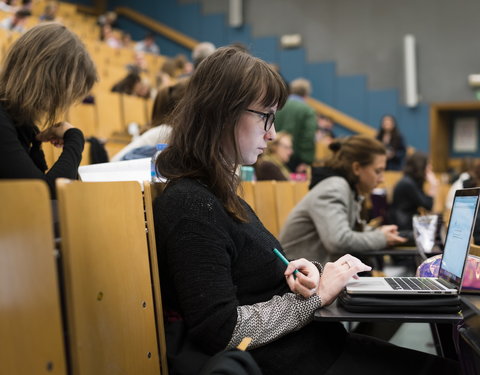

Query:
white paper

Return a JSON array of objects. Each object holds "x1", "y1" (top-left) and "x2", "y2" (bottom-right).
[
  {"x1": 78, "y1": 158, "x2": 151, "y2": 186},
  {"x1": 453, "y1": 117, "x2": 478, "y2": 152}
]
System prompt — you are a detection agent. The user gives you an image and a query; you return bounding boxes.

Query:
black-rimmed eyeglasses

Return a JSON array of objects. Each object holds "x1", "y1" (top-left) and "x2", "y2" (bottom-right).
[{"x1": 245, "y1": 109, "x2": 275, "y2": 132}]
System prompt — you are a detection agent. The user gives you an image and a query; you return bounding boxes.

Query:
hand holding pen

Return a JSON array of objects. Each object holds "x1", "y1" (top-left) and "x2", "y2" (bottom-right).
[{"x1": 273, "y1": 248, "x2": 320, "y2": 298}]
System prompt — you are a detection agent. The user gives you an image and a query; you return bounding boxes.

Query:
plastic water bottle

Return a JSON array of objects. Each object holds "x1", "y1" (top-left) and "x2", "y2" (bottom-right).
[{"x1": 150, "y1": 143, "x2": 168, "y2": 182}]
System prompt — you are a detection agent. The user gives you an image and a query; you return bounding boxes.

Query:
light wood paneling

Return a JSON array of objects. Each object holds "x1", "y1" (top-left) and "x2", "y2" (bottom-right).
[
  {"x1": 0, "y1": 180, "x2": 66, "y2": 375},
  {"x1": 57, "y1": 180, "x2": 160, "y2": 375}
]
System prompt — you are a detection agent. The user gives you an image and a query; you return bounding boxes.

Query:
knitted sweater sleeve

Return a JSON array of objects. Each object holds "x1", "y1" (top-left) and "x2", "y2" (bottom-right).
[{"x1": 0, "y1": 111, "x2": 84, "y2": 198}]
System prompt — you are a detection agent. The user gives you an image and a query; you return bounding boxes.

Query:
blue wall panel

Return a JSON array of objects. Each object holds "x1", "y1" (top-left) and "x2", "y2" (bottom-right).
[
  {"x1": 227, "y1": 25, "x2": 253, "y2": 50},
  {"x1": 177, "y1": 3, "x2": 201, "y2": 38},
  {"x1": 307, "y1": 62, "x2": 336, "y2": 107},
  {"x1": 398, "y1": 104, "x2": 429, "y2": 152},
  {"x1": 367, "y1": 89, "x2": 399, "y2": 129},
  {"x1": 251, "y1": 36, "x2": 278, "y2": 63},
  {"x1": 335, "y1": 75, "x2": 367, "y2": 123},
  {"x1": 68, "y1": 0, "x2": 430, "y2": 152},
  {"x1": 200, "y1": 13, "x2": 227, "y2": 48},
  {"x1": 278, "y1": 48, "x2": 306, "y2": 83}
]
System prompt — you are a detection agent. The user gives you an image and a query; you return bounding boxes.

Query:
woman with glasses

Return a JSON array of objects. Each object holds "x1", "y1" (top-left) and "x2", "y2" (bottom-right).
[
  {"x1": 280, "y1": 135, "x2": 407, "y2": 265},
  {"x1": 153, "y1": 47, "x2": 459, "y2": 375},
  {"x1": 254, "y1": 131, "x2": 293, "y2": 180}
]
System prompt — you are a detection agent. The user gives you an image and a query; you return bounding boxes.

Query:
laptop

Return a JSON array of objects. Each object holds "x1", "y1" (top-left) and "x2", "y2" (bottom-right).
[{"x1": 346, "y1": 187, "x2": 480, "y2": 295}]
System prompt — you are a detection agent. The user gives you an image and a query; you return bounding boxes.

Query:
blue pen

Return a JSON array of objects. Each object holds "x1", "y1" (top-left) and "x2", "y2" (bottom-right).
[{"x1": 273, "y1": 248, "x2": 298, "y2": 279}]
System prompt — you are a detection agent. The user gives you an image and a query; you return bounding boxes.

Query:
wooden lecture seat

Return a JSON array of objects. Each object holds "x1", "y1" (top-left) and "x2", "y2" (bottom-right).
[
  {"x1": 252, "y1": 181, "x2": 279, "y2": 237},
  {"x1": 56, "y1": 179, "x2": 160, "y2": 375},
  {"x1": 0, "y1": 180, "x2": 66, "y2": 375},
  {"x1": 143, "y1": 181, "x2": 168, "y2": 375}
]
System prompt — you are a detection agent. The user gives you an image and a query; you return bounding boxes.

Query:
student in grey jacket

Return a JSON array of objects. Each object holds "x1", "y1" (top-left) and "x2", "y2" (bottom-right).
[{"x1": 280, "y1": 135, "x2": 407, "y2": 264}]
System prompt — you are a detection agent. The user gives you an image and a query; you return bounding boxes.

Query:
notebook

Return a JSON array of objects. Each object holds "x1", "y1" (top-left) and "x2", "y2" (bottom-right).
[{"x1": 346, "y1": 187, "x2": 480, "y2": 295}]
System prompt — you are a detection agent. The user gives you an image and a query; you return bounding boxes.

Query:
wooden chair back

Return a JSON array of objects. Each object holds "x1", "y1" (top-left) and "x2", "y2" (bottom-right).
[
  {"x1": 274, "y1": 181, "x2": 296, "y2": 233},
  {"x1": 143, "y1": 181, "x2": 168, "y2": 375},
  {"x1": 470, "y1": 243, "x2": 480, "y2": 257},
  {"x1": 239, "y1": 181, "x2": 256, "y2": 210},
  {"x1": 0, "y1": 180, "x2": 66, "y2": 375},
  {"x1": 252, "y1": 181, "x2": 279, "y2": 237},
  {"x1": 56, "y1": 180, "x2": 160, "y2": 375},
  {"x1": 68, "y1": 102, "x2": 98, "y2": 138}
]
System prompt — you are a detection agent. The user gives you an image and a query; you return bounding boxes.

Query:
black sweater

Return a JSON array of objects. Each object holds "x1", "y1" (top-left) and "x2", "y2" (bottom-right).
[
  {"x1": 153, "y1": 178, "x2": 346, "y2": 375},
  {"x1": 389, "y1": 175, "x2": 433, "y2": 230},
  {"x1": 0, "y1": 103, "x2": 84, "y2": 198}
]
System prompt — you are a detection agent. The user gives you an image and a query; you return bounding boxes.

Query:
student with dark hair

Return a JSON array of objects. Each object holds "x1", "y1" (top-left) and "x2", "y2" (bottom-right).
[
  {"x1": 389, "y1": 151, "x2": 439, "y2": 231},
  {"x1": 376, "y1": 114, "x2": 406, "y2": 170},
  {"x1": 0, "y1": 23, "x2": 97, "y2": 198},
  {"x1": 110, "y1": 78, "x2": 188, "y2": 161},
  {"x1": 280, "y1": 135, "x2": 406, "y2": 264},
  {"x1": 152, "y1": 47, "x2": 458, "y2": 375}
]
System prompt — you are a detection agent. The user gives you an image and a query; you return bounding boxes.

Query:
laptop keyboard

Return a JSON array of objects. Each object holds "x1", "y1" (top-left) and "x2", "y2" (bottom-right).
[{"x1": 385, "y1": 277, "x2": 446, "y2": 291}]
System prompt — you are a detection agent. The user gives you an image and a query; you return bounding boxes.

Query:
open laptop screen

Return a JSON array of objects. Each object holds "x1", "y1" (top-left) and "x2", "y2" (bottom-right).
[{"x1": 439, "y1": 191, "x2": 479, "y2": 285}]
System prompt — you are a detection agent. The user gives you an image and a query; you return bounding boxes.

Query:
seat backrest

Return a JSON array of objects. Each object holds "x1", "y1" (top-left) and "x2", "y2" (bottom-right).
[
  {"x1": 274, "y1": 181, "x2": 296, "y2": 233},
  {"x1": 95, "y1": 91, "x2": 124, "y2": 138},
  {"x1": 0, "y1": 180, "x2": 66, "y2": 375},
  {"x1": 56, "y1": 179, "x2": 160, "y2": 375},
  {"x1": 121, "y1": 94, "x2": 149, "y2": 127},
  {"x1": 238, "y1": 181, "x2": 256, "y2": 210},
  {"x1": 68, "y1": 102, "x2": 98, "y2": 138},
  {"x1": 252, "y1": 180, "x2": 279, "y2": 237},
  {"x1": 143, "y1": 181, "x2": 168, "y2": 375}
]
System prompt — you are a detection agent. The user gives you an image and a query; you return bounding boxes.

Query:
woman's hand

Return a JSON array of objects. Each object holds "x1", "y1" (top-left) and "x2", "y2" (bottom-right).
[
  {"x1": 380, "y1": 225, "x2": 408, "y2": 246},
  {"x1": 284, "y1": 258, "x2": 320, "y2": 298},
  {"x1": 36, "y1": 122, "x2": 75, "y2": 147},
  {"x1": 316, "y1": 255, "x2": 372, "y2": 307}
]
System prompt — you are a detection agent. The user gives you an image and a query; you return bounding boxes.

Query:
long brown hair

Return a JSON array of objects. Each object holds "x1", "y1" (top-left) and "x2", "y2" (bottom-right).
[
  {"x1": 157, "y1": 47, "x2": 288, "y2": 221},
  {"x1": 151, "y1": 78, "x2": 189, "y2": 126},
  {"x1": 325, "y1": 135, "x2": 386, "y2": 186},
  {"x1": 0, "y1": 22, "x2": 97, "y2": 128}
]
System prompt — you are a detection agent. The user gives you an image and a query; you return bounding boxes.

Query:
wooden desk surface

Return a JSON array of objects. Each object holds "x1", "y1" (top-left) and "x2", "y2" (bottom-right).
[{"x1": 314, "y1": 300, "x2": 462, "y2": 324}]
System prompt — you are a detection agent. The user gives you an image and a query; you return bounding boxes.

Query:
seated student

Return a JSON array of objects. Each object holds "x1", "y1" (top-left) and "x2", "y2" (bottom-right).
[
  {"x1": 0, "y1": 23, "x2": 97, "y2": 198},
  {"x1": 280, "y1": 136, "x2": 407, "y2": 264},
  {"x1": 388, "y1": 151, "x2": 439, "y2": 232},
  {"x1": 111, "y1": 78, "x2": 188, "y2": 161},
  {"x1": 111, "y1": 71, "x2": 150, "y2": 98},
  {"x1": 375, "y1": 114, "x2": 406, "y2": 171},
  {"x1": 254, "y1": 131, "x2": 292, "y2": 181},
  {"x1": 152, "y1": 47, "x2": 459, "y2": 375}
]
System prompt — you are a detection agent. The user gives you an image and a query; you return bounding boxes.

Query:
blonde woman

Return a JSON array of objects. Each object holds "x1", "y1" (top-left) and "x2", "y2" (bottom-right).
[
  {"x1": 255, "y1": 131, "x2": 293, "y2": 180},
  {"x1": 0, "y1": 23, "x2": 97, "y2": 198}
]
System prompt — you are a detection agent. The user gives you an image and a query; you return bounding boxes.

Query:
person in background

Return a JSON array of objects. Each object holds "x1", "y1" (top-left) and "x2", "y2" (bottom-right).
[
  {"x1": 456, "y1": 159, "x2": 480, "y2": 244},
  {"x1": 134, "y1": 32, "x2": 160, "y2": 55},
  {"x1": 39, "y1": 1, "x2": 58, "y2": 22},
  {"x1": 110, "y1": 78, "x2": 188, "y2": 161},
  {"x1": 152, "y1": 46, "x2": 458, "y2": 375},
  {"x1": 274, "y1": 78, "x2": 317, "y2": 174},
  {"x1": 375, "y1": 114, "x2": 406, "y2": 170},
  {"x1": 254, "y1": 131, "x2": 293, "y2": 181},
  {"x1": 445, "y1": 157, "x2": 476, "y2": 210},
  {"x1": 191, "y1": 41, "x2": 216, "y2": 69},
  {"x1": 280, "y1": 135, "x2": 406, "y2": 264},
  {"x1": 0, "y1": 23, "x2": 97, "y2": 198},
  {"x1": 317, "y1": 114, "x2": 335, "y2": 141},
  {"x1": 111, "y1": 71, "x2": 150, "y2": 98},
  {"x1": 0, "y1": 8, "x2": 30, "y2": 33},
  {"x1": 388, "y1": 151, "x2": 439, "y2": 232}
]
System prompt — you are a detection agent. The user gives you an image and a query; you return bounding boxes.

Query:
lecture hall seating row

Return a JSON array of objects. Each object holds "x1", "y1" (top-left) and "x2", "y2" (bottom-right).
[
  {"x1": 1, "y1": 178, "x2": 312, "y2": 374},
  {"x1": 0, "y1": 179, "x2": 168, "y2": 375}
]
